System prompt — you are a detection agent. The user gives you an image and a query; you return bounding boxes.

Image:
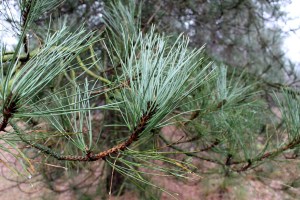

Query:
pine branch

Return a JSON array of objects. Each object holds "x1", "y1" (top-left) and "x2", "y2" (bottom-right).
[
  {"x1": 12, "y1": 102, "x2": 157, "y2": 161},
  {"x1": 0, "y1": 93, "x2": 18, "y2": 132},
  {"x1": 158, "y1": 134, "x2": 223, "y2": 165}
]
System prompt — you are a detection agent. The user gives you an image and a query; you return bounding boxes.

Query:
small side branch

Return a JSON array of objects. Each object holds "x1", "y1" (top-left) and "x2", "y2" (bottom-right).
[{"x1": 229, "y1": 137, "x2": 300, "y2": 172}]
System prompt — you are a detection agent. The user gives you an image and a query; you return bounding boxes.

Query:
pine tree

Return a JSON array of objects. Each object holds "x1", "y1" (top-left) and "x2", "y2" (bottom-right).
[{"x1": 1, "y1": 0, "x2": 300, "y2": 198}]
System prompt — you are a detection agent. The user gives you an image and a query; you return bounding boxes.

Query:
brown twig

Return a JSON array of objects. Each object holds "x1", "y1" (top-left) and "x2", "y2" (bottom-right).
[
  {"x1": 225, "y1": 154, "x2": 232, "y2": 166},
  {"x1": 235, "y1": 160, "x2": 252, "y2": 172},
  {"x1": 229, "y1": 137, "x2": 300, "y2": 172}
]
